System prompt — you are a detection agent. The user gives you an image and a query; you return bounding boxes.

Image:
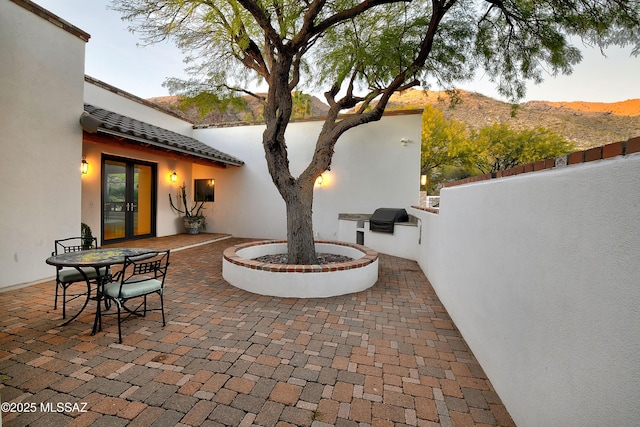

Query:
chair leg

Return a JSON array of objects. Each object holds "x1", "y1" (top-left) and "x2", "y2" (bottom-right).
[
  {"x1": 116, "y1": 301, "x2": 123, "y2": 344},
  {"x1": 54, "y1": 282, "x2": 60, "y2": 310},
  {"x1": 160, "y1": 292, "x2": 165, "y2": 326},
  {"x1": 62, "y1": 284, "x2": 68, "y2": 319},
  {"x1": 107, "y1": 292, "x2": 165, "y2": 344}
]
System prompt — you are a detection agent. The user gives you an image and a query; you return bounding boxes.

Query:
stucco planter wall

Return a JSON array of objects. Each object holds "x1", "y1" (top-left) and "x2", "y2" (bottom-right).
[{"x1": 222, "y1": 240, "x2": 379, "y2": 298}]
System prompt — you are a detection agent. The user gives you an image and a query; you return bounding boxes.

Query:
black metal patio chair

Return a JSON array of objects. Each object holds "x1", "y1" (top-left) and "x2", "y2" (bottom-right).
[
  {"x1": 52, "y1": 237, "x2": 109, "y2": 319},
  {"x1": 102, "y1": 250, "x2": 170, "y2": 343}
]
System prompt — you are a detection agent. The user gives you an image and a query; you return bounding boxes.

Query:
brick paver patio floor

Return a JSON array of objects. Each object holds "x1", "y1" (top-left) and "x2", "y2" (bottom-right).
[{"x1": 0, "y1": 234, "x2": 514, "y2": 426}]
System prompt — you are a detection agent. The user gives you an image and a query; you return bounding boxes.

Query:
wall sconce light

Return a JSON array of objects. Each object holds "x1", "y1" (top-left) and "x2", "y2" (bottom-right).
[
  {"x1": 81, "y1": 157, "x2": 89, "y2": 174},
  {"x1": 420, "y1": 174, "x2": 427, "y2": 186},
  {"x1": 315, "y1": 174, "x2": 324, "y2": 186},
  {"x1": 171, "y1": 171, "x2": 177, "y2": 182},
  {"x1": 209, "y1": 179, "x2": 215, "y2": 187},
  {"x1": 400, "y1": 138, "x2": 410, "y2": 146}
]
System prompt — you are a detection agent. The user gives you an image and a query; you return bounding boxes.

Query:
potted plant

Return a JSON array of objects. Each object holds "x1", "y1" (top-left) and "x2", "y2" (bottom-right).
[
  {"x1": 81, "y1": 223, "x2": 94, "y2": 249},
  {"x1": 169, "y1": 183, "x2": 206, "y2": 234}
]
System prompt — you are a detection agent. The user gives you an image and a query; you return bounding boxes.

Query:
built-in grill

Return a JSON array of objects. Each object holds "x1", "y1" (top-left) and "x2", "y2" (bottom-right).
[{"x1": 369, "y1": 208, "x2": 409, "y2": 234}]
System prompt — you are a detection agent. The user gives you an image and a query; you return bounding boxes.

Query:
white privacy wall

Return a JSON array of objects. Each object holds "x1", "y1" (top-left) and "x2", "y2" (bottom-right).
[
  {"x1": 193, "y1": 113, "x2": 422, "y2": 240},
  {"x1": 0, "y1": 1, "x2": 87, "y2": 289},
  {"x1": 413, "y1": 154, "x2": 640, "y2": 427}
]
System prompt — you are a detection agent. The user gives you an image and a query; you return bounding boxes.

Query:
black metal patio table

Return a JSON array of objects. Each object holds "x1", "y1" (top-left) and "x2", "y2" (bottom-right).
[{"x1": 46, "y1": 247, "x2": 152, "y2": 334}]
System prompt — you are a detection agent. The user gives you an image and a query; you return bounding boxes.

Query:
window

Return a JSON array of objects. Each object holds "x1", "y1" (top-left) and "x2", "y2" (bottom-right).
[{"x1": 194, "y1": 179, "x2": 215, "y2": 202}]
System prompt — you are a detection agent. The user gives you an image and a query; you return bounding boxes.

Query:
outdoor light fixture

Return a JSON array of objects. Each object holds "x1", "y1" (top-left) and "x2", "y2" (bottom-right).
[
  {"x1": 209, "y1": 179, "x2": 215, "y2": 187},
  {"x1": 81, "y1": 157, "x2": 89, "y2": 174},
  {"x1": 315, "y1": 174, "x2": 324, "y2": 186},
  {"x1": 420, "y1": 174, "x2": 427, "y2": 186},
  {"x1": 171, "y1": 171, "x2": 177, "y2": 182},
  {"x1": 400, "y1": 138, "x2": 409, "y2": 146}
]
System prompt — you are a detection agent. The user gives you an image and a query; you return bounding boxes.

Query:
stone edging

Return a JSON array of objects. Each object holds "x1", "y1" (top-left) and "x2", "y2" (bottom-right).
[{"x1": 222, "y1": 240, "x2": 378, "y2": 273}]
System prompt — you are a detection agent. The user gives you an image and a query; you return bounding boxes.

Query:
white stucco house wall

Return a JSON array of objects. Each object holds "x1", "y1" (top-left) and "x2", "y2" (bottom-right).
[
  {"x1": 1, "y1": 0, "x2": 89, "y2": 289},
  {"x1": 192, "y1": 115, "x2": 421, "y2": 241}
]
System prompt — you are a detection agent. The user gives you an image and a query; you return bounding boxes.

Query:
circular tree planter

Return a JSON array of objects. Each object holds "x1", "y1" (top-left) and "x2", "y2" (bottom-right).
[{"x1": 222, "y1": 240, "x2": 379, "y2": 298}]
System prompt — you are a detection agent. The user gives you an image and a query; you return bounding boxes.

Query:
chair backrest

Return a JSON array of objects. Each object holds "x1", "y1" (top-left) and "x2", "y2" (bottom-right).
[
  {"x1": 53, "y1": 236, "x2": 98, "y2": 256},
  {"x1": 120, "y1": 250, "x2": 171, "y2": 286}
]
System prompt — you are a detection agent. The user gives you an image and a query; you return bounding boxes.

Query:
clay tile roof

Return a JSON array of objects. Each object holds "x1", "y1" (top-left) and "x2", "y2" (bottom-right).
[{"x1": 83, "y1": 104, "x2": 244, "y2": 167}]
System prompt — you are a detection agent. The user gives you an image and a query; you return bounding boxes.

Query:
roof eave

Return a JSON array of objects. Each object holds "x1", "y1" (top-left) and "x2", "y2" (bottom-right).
[
  {"x1": 96, "y1": 128, "x2": 244, "y2": 167},
  {"x1": 81, "y1": 103, "x2": 244, "y2": 167}
]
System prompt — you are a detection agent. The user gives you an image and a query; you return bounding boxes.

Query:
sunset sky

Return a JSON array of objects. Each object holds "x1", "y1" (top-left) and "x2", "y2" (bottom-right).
[{"x1": 35, "y1": 0, "x2": 640, "y2": 104}]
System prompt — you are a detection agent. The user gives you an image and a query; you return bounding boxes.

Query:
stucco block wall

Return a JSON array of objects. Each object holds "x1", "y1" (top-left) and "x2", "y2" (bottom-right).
[
  {"x1": 0, "y1": 1, "x2": 87, "y2": 289},
  {"x1": 413, "y1": 154, "x2": 640, "y2": 426},
  {"x1": 193, "y1": 113, "x2": 422, "y2": 240}
]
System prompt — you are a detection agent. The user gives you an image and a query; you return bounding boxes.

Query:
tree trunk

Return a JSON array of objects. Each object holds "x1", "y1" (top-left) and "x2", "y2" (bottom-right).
[
  {"x1": 259, "y1": 56, "x2": 323, "y2": 265},
  {"x1": 282, "y1": 180, "x2": 317, "y2": 264}
]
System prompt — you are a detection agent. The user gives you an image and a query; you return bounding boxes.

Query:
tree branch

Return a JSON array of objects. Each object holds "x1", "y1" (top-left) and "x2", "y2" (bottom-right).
[
  {"x1": 222, "y1": 85, "x2": 266, "y2": 103},
  {"x1": 236, "y1": 0, "x2": 285, "y2": 51},
  {"x1": 311, "y1": 0, "x2": 411, "y2": 39}
]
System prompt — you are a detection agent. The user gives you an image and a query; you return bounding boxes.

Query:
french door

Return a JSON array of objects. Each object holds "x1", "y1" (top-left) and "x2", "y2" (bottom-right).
[{"x1": 102, "y1": 155, "x2": 157, "y2": 243}]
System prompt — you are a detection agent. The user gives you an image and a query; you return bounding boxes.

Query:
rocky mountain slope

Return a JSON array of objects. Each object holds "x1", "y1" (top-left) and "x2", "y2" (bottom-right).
[
  {"x1": 148, "y1": 90, "x2": 640, "y2": 150},
  {"x1": 383, "y1": 90, "x2": 640, "y2": 150}
]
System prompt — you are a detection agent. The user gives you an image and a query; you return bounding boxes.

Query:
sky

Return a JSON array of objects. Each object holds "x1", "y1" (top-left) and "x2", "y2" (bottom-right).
[{"x1": 34, "y1": 0, "x2": 640, "y2": 104}]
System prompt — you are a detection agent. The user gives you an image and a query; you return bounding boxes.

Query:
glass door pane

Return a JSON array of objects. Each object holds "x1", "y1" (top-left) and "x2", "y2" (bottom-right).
[
  {"x1": 103, "y1": 160, "x2": 127, "y2": 241},
  {"x1": 133, "y1": 164, "x2": 152, "y2": 236},
  {"x1": 102, "y1": 155, "x2": 156, "y2": 243}
]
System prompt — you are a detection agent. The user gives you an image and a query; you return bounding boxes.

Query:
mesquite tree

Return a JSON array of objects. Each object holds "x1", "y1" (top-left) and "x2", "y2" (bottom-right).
[{"x1": 112, "y1": 0, "x2": 640, "y2": 264}]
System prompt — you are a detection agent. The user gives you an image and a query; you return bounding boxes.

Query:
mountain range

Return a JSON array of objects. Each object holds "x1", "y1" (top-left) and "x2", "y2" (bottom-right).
[
  {"x1": 149, "y1": 89, "x2": 640, "y2": 150},
  {"x1": 383, "y1": 90, "x2": 640, "y2": 150}
]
